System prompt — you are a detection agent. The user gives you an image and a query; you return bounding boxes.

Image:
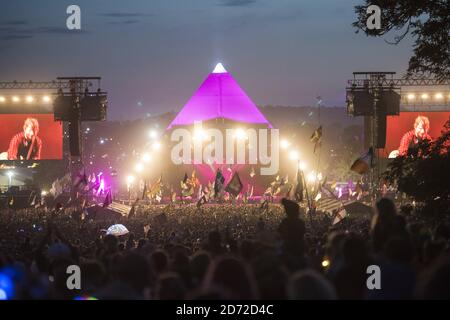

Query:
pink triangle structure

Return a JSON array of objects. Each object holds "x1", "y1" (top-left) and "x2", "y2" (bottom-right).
[{"x1": 167, "y1": 63, "x2": 272, "y2": 129}]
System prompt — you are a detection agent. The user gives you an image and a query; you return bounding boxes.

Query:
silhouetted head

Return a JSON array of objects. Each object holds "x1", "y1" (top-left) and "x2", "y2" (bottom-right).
[{"x1": 281, "y1": 198, "x2": 299, "y2": 218}]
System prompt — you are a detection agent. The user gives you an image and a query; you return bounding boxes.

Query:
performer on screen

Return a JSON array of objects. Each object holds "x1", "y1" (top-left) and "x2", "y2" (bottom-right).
[
  {"x1": 397, "y1": 115, "x2": 431, "y2": 156},
  {"x1": 7, "y1": 117, "x2": 42, "y2": 160}
]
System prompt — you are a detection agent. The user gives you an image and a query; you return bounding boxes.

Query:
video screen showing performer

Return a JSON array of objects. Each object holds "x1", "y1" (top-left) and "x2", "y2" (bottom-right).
[
  {"x1": 383, "y1": 112, "x2": 450, "y2": 158},
  {"x1": 0, "y1": 114, "x2": 63, "y2": 160},
  {"x1": 7, "y1": 117, "x2": 42, "y2": 160},
  {"x1": 396, "y1": 115, "x2": 431, "y2": 157}
]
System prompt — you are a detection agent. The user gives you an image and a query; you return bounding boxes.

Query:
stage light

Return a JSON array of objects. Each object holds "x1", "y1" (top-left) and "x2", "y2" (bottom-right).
[
  {"x1": 307, "y1": 171, "x2": 316, "y2": 182},
  {"x1": 126, "y1": 175, "x2": 135, "y2": 184},
  {"x1": 299, "y1": 162, "x2": 307, "y2": 170},
  {"x1": 135, "y1": 163, "x2": 144, "y2": 173},
  {"x1": 234, "y1": 128, "x2": 247, "y2": 140},
  {"x1": 6, "y1": 171, "x2": 14, "y2": 178},
  {"x1": 280, "y1": 139, "x2": 290, "y2": 149},
  {"x1": 142, "y1": 153, "x2": 151, "y2": 163},
  {"x1": 407, "y1": 93, "x2": 415, "y2": 100},
  {"x1": 149, "y1": 130, "x2": 158, "y2": 139},
  {"x1": 12, "y1": 96, "x2": 20, "y2": 103},
  {"x1": 317, "y1": 172, "x2": 323, "y2": 181},
  {"x1": 289, "y1": 150, "x2": 299, "y2": 161},
  {"x1": 26, "y1": 96, "x2": 34, "y2": 103},
  {"x1": 193, "y1": 128, "x2": 207, "y2": 141},
  {"x1": 152, "y1": 141, "x2": 161, "y2": 151},
  {"x1": 41, "y1": 190, "x2": 48, "y2": 196},
  {"x1": 42, "y1": 95, "x2": 51, "y2": 103},
  {"x1": 434, "y1": 93, "x2": 443, "y2": 100},
  {"x1": 321, "y1": 259, "x2": 330, "y2": 268},
  {"x1": 421, "y1": 93, "x2": 429, "y2": 100},
  {"x1": 0, "y1": 96, "x2": 5, "y2": 103}
]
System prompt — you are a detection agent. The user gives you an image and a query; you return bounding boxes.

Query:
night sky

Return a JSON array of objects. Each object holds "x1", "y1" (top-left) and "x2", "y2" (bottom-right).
[{"x1": 0, "y1": 0, "x2": 414, "y2": 120}]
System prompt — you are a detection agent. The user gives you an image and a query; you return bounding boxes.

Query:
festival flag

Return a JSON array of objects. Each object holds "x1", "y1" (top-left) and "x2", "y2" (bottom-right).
[
  {"x1": 181, "y1": 173, "x2": 194, "y2": 197},
  {"x1": 310, "y1": 126, "x2": 322, "y2": 153},
  {"x1": 150, "y1": 175, "x2": 163, "y2": 197},
  {"x1": 103, "y1": 189, "x2": 112, "y2": 208},
  {"x1": 214, "y1": 168, "x2": 225, "y2": 196},
  {"x1": 225, "y1": 172, "x2": 243, "y2": 197},
  {"x1": 197, "y1": 184, "x2": 203, "y2": 200},
  {"x1": 350, "y1": 147, "x2": 374, "y2": 174},
  {"x1": 247, "y1": 184, "x2": 254, "y2": 198},
  {"x1": 294, "y1": 168, "x2": 304, "y2": 202},
  {"x1": 142, "y1": 181, "x2": 147, "y2": 200},
  {"x1": 171, "y1": 191, "x2": 177, "y2": 203},
  {"x1": 30, "y1": 194, "x2": 36, "y2": 207},
  {"x1": 196, "y1": 194, "x2": 207, "y2": 208},
  {"x1": 332, "y1": 207, "x2": 347, "y2": 225},
  {"x1": 74, "y1": 169, "x2": 88, "y2": 188}
]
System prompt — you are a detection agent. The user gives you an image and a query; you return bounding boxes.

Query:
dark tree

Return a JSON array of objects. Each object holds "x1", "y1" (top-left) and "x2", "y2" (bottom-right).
[
  {"x1": 353, "y1": 0, "x2": 450, "y2": 81},
  {"x1": 383, "y1": 117, "x2": 450, "y2": 216}
]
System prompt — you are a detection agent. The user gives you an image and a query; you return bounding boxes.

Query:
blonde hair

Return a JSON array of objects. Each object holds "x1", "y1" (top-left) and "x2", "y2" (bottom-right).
[
  {"x1": 414, "y1": 116, "x2": 429, "y2": 131},
  {"x1": 23, "y1": 117, "x2": 39, "y2": 136}
]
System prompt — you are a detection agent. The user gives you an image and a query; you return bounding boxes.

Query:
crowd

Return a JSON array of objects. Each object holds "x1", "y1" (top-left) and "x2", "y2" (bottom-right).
[{"x1": 0, "y1": 198, "x2": 449, "y2": 300}]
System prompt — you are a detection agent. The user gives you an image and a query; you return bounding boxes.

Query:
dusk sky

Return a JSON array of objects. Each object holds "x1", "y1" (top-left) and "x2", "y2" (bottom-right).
[{"x1": 0, "y1": 0, "x2": 414, "y2": 120}]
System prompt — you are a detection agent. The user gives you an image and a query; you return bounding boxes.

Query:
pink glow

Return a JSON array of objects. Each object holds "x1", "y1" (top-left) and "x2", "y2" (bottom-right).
[
  {"x1": 96, "y1": 178, "x2": 105, "y2": 195},
  {"x1": 167, "y1": 66, "x2": 272, "y2": 129}
]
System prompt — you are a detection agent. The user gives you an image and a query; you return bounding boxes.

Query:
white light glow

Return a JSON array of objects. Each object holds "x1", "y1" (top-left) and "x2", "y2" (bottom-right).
[
  {"x1": 0, "y1": 96, "x2": 5, "y2": 103},
  {"x1": 193, "y1": 129, "x2": 208, "y2": 141},
  {"x1": 142, "y1": 153, "x2": 151, "y2": 163},
  {"x1": 12, "y1": 96, "x2": 20, "y2": 103},
  {"x1": 280, "y1": 139, "x2": 290, "y2": 149},
  {"x1": 421, "y1": 93, "x2": 429, "y2": 100},
  {"x1": 212, "y1": 62, "x2": 227, "y2": 74},
  {"x1": 299, "y1": 162, "x2": 307, "y2": 170},
  {"x1": 152, "y1": 141, "x2": 161, "y2": 151},
  {"x1": 126, "y1": 175, "x2": 135, "y2": 184},
  {"x1": 307, "y1": 171, "x2": 316, "y2": 182},
  {"x1": 149, "y1": 130, "x2": 158, "y2": 139},
  {"x1": 289, "y1": 150, "x2": 299, "y2": 161},
  {"x1": 135, "y1": 163, "x2": 143, "y2": 172},
  {"x1": 234, "y1": 128, "x2": 247, "y2": 140},
  {"x1": 434, "y1": 93, "x2": 443, "y2": 100},
  {"x1": 26, "y1": 96, "x2": 34, "y2": 103},
  {"x1": 407, "y1": 93, "x2": 415, "y2": 100},
  {"x1": 42, "y1": 95, "x2": 51, "y2": 103}
]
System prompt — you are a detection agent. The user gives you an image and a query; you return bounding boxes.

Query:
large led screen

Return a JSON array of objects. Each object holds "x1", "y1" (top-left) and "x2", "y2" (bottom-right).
[
  {"x1": 381, "y1": 111, "x2": 450, "y2": 158},
  {"x1": 0, "y1": 114, "x2": 62, "y2": 160}
]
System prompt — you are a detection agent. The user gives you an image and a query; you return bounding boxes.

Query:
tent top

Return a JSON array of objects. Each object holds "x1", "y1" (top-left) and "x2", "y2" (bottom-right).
[{"x1": 167, "y1": 63, "x2": 272, "y2": 129}]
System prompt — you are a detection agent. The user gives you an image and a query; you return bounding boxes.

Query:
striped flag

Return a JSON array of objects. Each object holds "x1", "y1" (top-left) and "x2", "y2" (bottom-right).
[{"x1": 332, "y1": 207, "x2": 347, "y2": 225}]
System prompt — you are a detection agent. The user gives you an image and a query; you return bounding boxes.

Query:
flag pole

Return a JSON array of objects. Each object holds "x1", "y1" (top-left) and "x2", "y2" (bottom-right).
[{"x1": 299, "y1": 160, "x2": 313, "y2": 227}]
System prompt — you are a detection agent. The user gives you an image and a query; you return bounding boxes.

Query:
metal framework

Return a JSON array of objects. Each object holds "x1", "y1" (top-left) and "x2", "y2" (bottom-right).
[
  {"x1": 0, "y1": 77, "x2": 101, "y2": 91},
  {"x1": 347, "y1": 72, "x2": 450, "y2": 87}
]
